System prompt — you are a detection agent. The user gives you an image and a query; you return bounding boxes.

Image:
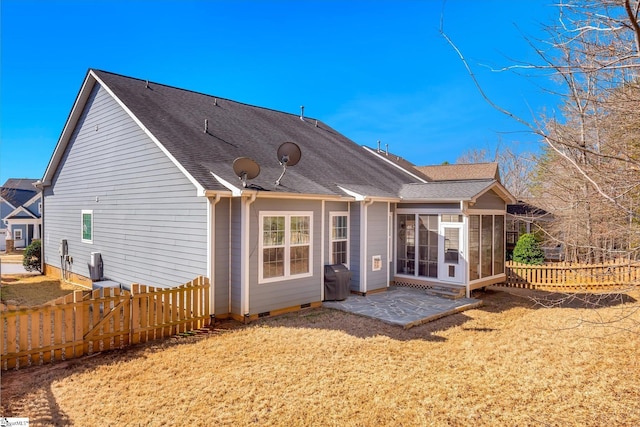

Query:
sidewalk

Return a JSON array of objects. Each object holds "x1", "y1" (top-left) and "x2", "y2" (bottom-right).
[{"x1": 0, "y1": 253, "x2": 23, "y2": 264}]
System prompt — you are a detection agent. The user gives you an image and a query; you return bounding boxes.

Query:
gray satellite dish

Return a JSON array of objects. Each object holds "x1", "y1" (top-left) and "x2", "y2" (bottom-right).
[
  {"x1": 233, "y1": 157, "x2": 260, "y2": 188},
  {"x1": 275, "y1": 142, "x2": 302, "y2": 185}
]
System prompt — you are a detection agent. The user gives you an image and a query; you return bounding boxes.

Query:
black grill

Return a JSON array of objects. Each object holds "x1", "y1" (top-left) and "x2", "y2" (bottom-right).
[{"x1": 324, "y1": 264, "x2": 351, "y2": 301}]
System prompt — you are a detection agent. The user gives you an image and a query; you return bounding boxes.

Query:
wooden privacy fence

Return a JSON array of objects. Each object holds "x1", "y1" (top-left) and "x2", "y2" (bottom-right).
[
  {"x1": 0, "y1": 276, "x2": 210, "y2": 370},
  {"x1": 504, "y1": 261, "x2": 640, "y2": 291}
]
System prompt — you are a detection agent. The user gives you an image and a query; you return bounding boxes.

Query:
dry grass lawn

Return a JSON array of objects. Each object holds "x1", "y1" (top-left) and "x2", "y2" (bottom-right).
[
  {"x1": 2, "y1": 286, "x2": 640, "y2": 426},
  {"x1": 0, "y1": 274, "x2": 88, "y2": 306}
]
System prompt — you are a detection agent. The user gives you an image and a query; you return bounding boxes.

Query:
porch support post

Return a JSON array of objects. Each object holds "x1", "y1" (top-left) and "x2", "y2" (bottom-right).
[{"x1": 360, "y1": 199, "x2": 374, "y2": 293}]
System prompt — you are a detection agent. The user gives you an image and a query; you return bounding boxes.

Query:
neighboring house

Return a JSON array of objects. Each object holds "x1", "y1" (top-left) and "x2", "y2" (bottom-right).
[
  {"x1": 41, "y1": 69, "x2": 515, "y2": 321},
  {"x1": 506, "y1": 201, "x2": 559, "y2": 260},
  {"x1": 0, "y1": 178, "x2": 42, "y2": 251}
]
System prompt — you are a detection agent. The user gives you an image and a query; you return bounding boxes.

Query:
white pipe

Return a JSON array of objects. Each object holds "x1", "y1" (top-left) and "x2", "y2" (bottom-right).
[
  {"x1": 228, "y1": 199, "x2": 232, "y2": 315},
  {"x1": 208, "y1": 194, "x2": 221, "y2": 319},
  {"x1": 320, "y1": 200, "x2": 325, "y2": 301},
  {"x1": 242, "y1": 193, "x2": 257, "y2": 318}
]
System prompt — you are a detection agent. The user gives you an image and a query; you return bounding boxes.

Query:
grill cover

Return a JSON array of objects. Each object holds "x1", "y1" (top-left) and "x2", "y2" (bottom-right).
[{"x1": 324, "y1": 264, "x2": 351, "y2": 301}]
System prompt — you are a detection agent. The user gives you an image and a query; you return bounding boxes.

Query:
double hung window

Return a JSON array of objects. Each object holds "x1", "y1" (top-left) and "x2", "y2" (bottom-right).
[
  {"x1": 260, "y1": 212, "x2": 312, "y2": 283},
  {"x1": 330, "y1": 213, "x2": 348, "y2": 266}
]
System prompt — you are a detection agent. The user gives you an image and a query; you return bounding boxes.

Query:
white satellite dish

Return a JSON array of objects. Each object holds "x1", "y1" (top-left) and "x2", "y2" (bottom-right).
[
  {"x1": 275, "y1": 142, "x2": 302, "y2": 185},
  {"x1": 233, "y1": 157, "x2": 260, "y2": 188}
]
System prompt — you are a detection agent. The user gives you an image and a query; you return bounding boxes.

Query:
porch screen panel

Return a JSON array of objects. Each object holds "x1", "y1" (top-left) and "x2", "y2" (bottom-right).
[
  {"x1": 397, "y1": 214, "x2": 415, "y2": 275},
  {"x1": 493, "y1": 215, "x2": 505, "y2": 274},
  {"x1": 418, "y1": 215, "x2": 438, "y2": 278},
  {"x1": 481, "y1": 215, "x2": 493, "y2": 277},
  {"x1": 469, "y1": 215, "x2": 480, "y2": 281}
]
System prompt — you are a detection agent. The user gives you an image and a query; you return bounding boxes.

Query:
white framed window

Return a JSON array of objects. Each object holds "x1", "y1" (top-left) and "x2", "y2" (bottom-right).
[
  {"x1": 329, "y1": 212, "x2": 349, "y2": 266},
  {"x1": 14, "y1": 229, "x2": 23, "y2": 240},
  {"x1": 259, "y1": 211, "x2": 313, "y2": 283},
  {"x1": 81, "y1": 210, "x2": 93, "y2": 244}
]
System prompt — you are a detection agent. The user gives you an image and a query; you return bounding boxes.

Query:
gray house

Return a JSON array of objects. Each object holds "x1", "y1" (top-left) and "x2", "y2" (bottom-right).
[
  {"x1": 41, "y1": 69, "x2": 514, "y2": 321},
  {"x1": 1, "y1": 178, "x2": 42, "y2": 251}
]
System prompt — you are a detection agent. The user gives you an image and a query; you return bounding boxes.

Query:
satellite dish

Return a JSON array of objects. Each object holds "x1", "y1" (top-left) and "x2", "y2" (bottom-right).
[
  {"x1": 275, "y1": 142, "x2": 302, "y2": 185},
  {"x1": 233, "y1": 157, "x2": 260, "y2": 188},
  {"x1": 277, "y1": 142, "x2": 302, "y2": 166}
]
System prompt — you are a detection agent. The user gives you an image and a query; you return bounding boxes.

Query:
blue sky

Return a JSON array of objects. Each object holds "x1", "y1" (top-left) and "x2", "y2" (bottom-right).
[{"x1": 1, "y1": 0, "x2": 557, "y2": 184}]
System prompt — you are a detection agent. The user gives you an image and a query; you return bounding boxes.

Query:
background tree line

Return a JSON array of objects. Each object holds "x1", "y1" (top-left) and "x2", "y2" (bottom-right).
[{"x1": 450, "y1": 0, "x2": 640, "y2": 264}]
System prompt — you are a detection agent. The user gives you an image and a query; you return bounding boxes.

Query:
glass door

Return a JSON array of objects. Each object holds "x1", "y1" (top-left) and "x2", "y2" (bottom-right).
[
  {"x1": 396, "y1": 214, "x2": 415, "y2": 275},
  {"x1": 439, "y1": 223, "x2": 464, "y2": 283}
]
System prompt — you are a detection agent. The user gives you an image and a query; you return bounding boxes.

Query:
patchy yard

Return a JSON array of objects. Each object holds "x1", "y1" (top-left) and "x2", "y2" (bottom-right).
[
  {"x1": 0, "y1": 274, "x2": 88, "y2": 307},
  {"x1": 1, "y1": 286, "x2": 640, "y2": 426}
]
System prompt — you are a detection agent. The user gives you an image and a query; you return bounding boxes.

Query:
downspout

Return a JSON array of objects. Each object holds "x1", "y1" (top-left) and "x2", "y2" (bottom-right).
[
  {"x1": 361, "y1": 198, "x2": 374, "y2": 294},
  {"x1": 242, "y1": 193, "x2": 257, "y2": 321},
  {"x1": 228, "y1": 199, "x2": 232, "y2": 315},
  {"x1": 208, "y1": 194, "x2": 221, "y2": 321},
  {"x1": 320, "y1": 200, "x2": 325, "y2": 301}
]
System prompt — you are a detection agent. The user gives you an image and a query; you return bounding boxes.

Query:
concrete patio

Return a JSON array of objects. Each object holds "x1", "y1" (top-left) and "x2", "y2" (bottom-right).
[{"x1": 323, "y1": 286, "x2": 483, "y2": 329}]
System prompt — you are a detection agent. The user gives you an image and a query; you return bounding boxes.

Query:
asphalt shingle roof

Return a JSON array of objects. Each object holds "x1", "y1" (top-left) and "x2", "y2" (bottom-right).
[
  {"x1": 415, "y1": 163, "x2": 500, "y2": 183},
  {"x1": 1, "y1": 179, "x2": 38, "y2": 191},
  {"x1": 0, "y1": 187, "x2": 37, "y2": 208},
  {"x1": 93, "y1": 70, "x2": 421, "y2": 197},
  {"x1": 399, "y1": 179, "x2": 498, "y2": 201}
]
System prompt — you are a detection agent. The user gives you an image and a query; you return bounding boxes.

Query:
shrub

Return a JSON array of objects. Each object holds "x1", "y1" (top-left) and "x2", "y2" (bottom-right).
[
  {"x1": 512, "y1": 233, "x2": 545, "y2": 265},
  {"x1": 23, "y1": 239, "x2": 42, "y2": 272}
]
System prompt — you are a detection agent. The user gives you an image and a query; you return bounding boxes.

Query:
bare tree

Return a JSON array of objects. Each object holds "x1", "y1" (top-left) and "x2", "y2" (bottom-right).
[
  {"x1": 457, "y1": 143, "x2": 535, "y2": 200},
  {"x1": 442, "y1": 0, "x2": 640, "y2": 263}
]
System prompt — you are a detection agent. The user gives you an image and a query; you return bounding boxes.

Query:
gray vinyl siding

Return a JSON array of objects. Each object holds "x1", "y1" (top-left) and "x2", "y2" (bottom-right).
[
  {"x1": 473, "y1": 190, "x2": 506, "y2": 210},
  {"x1": 365, "y1": 202, "x2": 389, "y2": 292},
  {"x1": 349, "y1": 202, "x2": 361, "y2": 291},
  {"x1": 26, "y1": 197, "x2": 41, "y2": 217},
  {"x1": 44, "y1": 83, "x2": 208, "y2": 288},
  {"x1": 248, "y1": 198, "x2": 323, "y2": 314},
  {"x1": 213, "y1": 197, "x2": 231, "y2": 316},
  {"x1": 230, "y1": 198, "x2": 242, "y2": 315}
]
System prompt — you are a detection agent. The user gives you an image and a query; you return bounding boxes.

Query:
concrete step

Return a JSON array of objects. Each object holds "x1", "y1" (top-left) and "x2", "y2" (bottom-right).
[{"x1": 425, "y1": 284, "x2": 466, "y2": 300}]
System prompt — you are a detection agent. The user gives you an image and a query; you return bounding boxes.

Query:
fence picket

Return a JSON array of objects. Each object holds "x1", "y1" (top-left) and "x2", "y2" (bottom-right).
[
  {"x1": 503, "y1": 261, "x2": 640, "y2": 291},
  {"x1": 18, "y1": 312, "x2": 29, "y2": 368},
  {"x1": 31, "y1": 311, "x2": 42, "y2": 366},
  {"x1": 1, "y1": 276, "x2": 210, "y2": 370}
]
